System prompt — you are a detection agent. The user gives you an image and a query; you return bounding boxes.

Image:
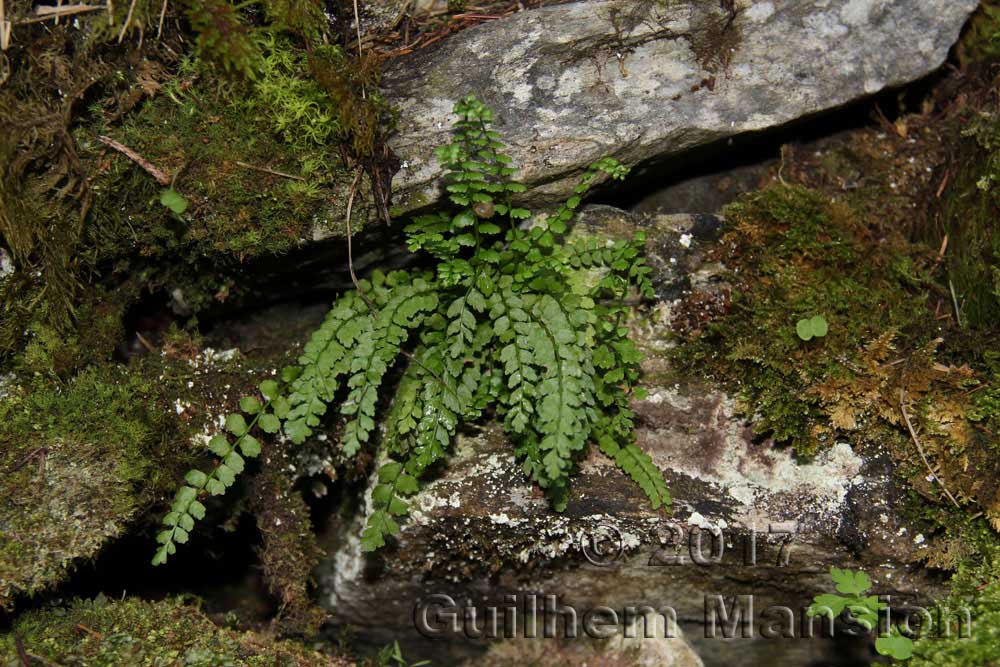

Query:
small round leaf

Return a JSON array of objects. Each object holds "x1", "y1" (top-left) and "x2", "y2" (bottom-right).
[
  {"x1": 810, "y1": 315, "x2": 829, "y2": 337},
  {"x1": 796, "y1": 318, "x2": 814, "y2": 341}
]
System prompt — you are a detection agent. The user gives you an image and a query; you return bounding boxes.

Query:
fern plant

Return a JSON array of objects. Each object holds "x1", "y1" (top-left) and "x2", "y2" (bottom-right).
[{"x1": 153, "y1": 95, "x2": 670, "y2": 564}]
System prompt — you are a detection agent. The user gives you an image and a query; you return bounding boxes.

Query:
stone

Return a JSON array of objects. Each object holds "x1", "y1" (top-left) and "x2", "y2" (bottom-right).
[
  {"x1": 0, "y1": 247, "x2": 12, "y2": 280},
  {"x1": 373, "y1": 0, "x2": 978, "y2": 227},
  {"x1": 316, "y1": 207, "x2": 941, "y2": 666}
]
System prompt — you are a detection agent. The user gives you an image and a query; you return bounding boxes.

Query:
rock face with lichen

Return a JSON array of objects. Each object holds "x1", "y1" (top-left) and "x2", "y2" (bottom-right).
[
  {"x1": 377, "y1": 0, "x2": 979, "y2": 223},
  {"x1": 316, "y1": 208, "x2": 941, "y2": 667}
]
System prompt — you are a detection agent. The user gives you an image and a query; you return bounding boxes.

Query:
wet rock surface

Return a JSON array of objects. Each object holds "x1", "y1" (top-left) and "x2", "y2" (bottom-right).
[
  {"x1": 373, "y1": 0, "x2": 978, "y2": 226},
  {"x1": 316, "y1": 208, "x2": 942, "y2": 667}
]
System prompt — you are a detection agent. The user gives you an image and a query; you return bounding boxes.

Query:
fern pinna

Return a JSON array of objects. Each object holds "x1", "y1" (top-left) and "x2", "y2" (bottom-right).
[{"x1": 153, "y1": 96, "x2": 670, "y2": 564}]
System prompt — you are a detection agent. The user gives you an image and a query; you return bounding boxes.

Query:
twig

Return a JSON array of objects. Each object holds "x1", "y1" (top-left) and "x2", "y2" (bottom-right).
[
  {"x1": 352, "y1": 0, "x2": 366, "y2": 99},
  {"x1": 134, "y1": 331, "x2": 157, "y2": 353},
  {"x1": 117, "y1": 0, "x2": 136, "y2": 42},
  {"x1": 26, "y1": 652, "x2": 67, "y2": 667},
  {"x1": 14, "y1": 635, "x2": 29, "y2": 667},
  {"x1": 96, "y1": 135, "x2": 171, "y2": 186},
  {"x1": 936, "y1": 169, "x2": 950, "y2": 198},
  {"x1": 235, "y1": 161, "x2": 305, "y2": 182},
  {"x1": 156, "y1": 0, "x2": 166, "y2": 38},
  {"x1": 107, "y1": 0, "x2": 113, "y2": 25},
  {"x1": 20, "y1": 4, "x2": 102, "y2": 23},
  {"x1": 899, "y1": 387, "x2": 961, "y2": 509},
  {"x1": 8, "y1": 447, "x2": 48, "y2": 476},
  {"x1": 1, "y1": 0, "x2": 10, "y2": 51},
  {"x1": 949, "y1": 279, "x2": 962, "y2": 328},
  {"x1": 344, "y1": 167, "x2": 375, "y2": 312},
  {"x1": 75, "y1": 623, "x2": 104, "y2": 640},
  {"x1": 937, "y1": 234, "x2": 948, "y2": 261}
]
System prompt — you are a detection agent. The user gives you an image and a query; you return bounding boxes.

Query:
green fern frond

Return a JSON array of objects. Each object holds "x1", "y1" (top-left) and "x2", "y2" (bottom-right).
[
  {"x1": 154, "y1": 94, "x2": 671, "y2": 564},
  {"x1": 341, "y1": 280, "x2": 438, "y2": 457},
  {"x1": 152, "y1": 378, "x2": 281, "y2": 565}
]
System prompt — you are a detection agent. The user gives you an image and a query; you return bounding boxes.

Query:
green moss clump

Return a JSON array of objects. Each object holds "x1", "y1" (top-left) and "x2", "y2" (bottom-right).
[
  {"x1": 910, "y1": 525, "x2": 1000, "y2": 666},
  {"x1": 673, "y1": 186, "x2": 934, "y2": 455},
  {"x1": 0, "y1": 362, "x2": 198, "y2": 609},
  {"x1": 0, "y1": 596, "x2": 350, "y2": 666},
  {"x1": 956, "y1": 1, "x2": 1000, "y2": 66},
  {"x1": 90, "y1": 44, "x2": 351, "y2": 263},
  {"x1": 933, "y1": 111, "x2": 1000, "y2": 331}
]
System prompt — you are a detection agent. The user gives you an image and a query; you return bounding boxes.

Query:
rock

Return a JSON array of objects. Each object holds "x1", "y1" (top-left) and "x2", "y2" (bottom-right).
[
  {"x1": 376, "y1": 0, "x2": 977, "y2": 224},
  {"x1": 0, "y1": 247, "x2": 12, "y2": 281},
  {"x1": 316, "y1": 207, "x2": 942, "y2": 666},
  {"x1": 632, "y1": 162, "x2": 774, "y2": 216},
  {"x1": 465, "y1": 614, "x2": 705, "y2": 667}
]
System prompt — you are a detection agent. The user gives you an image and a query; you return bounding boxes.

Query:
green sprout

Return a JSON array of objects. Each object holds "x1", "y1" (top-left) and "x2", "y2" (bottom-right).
[
  {"x1": 159, "y1": 188, "x2": 189, "y2": 215},
  {"x1": 796, "y1": 314, "x2": 829, "y2": 341}
]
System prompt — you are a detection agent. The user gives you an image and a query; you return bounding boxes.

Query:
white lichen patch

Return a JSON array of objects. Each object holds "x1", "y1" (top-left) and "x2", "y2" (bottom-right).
[
  {"x1": 745, "y1": 1, "x2": 775, "y2": 23},
  {"x1": 0, "y1": 247, "x2": 13, "y2": 280},
  {"x1": 645, "y1": 387, "x2": 864, "y2": 527}
]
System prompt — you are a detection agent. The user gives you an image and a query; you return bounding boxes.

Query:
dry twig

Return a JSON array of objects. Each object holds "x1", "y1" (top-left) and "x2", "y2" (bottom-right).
[
  {"x1": 117, "y1": 0, "x2": 136, "y2": 42},
  {"x1": 344, "y1": 167, "x2": 373, "y2": 311},
  {"x1": 156, "y1": 0, "x2": 167, "y2": 38},
  {"x1": 1, "y1": 0, "x2": 10, "y2": 50},
  {"x1": 20, "y1": 3, "x2": 103, "y2": 24},
  {"x1": 97, "y1": 135, "x2": 171, "y2": 186},
  {"x1": 235, "y1": 161, "x2": 305, "y2": 182},
  {"x1": 899, "y1": 387, "x2": 961, "y2": 509}
]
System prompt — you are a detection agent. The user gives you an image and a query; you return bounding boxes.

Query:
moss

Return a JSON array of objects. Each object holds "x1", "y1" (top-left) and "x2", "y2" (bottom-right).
[
  {"x1": 0, "y1": 596, "x2": 350, "y2": 666},
  {"x1": 0, "y1": 320, "x2": 305, "y2": 611},
  {"x1": 932, "y1": 111, "x2": 1000, "y2": 331},
  {"x1": 909, "y1": 524, "x2": 1000, "y2": 666},
  {"x1": 956, "y1": 1, "x2": 1000, "y2": 66},
  {"x1": 1, "y1": 4, "x2": 387, "y2": 371},
  {"x1": 249, "y1": 441, "x2": 327, "y2": 637},
  {"x1": 670, "y1": 181, "x2": 1000, "y2": 536},
  {"x1": 89, "y1": 46, "x2": 351, "y2": 263},
  {"x1": 672, "y1": 186, "x2": 934, "y2": 454},
  {"x1": 0, "y1": 361, "x2": 201, "y2": 609}
]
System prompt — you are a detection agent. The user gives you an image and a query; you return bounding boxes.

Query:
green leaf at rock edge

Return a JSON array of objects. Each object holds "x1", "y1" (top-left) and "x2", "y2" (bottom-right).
[
  {"x1": 188, "y1": 500, "x2": 206, "y2": 520},
  {"x1": 184, "y1": 470, "x2": 208, "y2": 487},
  {"x1": 810, "y1": 314, "x2": 829, "y2": 337},
  {"x1": 281, "y1": 366, "x2": 302, "y2": 383},
  {"x1": 875, "y1": 634, "x2": 913, "y2": 660},
  {"x1": 259, "y1": 379, "x2": 279, "y2": 400},
  {"x1": 807, "y1": 594, "x2": 849, "y2": 617},
  {"x1": 208, "y1": 434, "x2": 230, "y2": 457}
]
